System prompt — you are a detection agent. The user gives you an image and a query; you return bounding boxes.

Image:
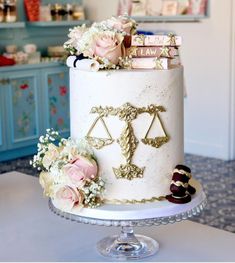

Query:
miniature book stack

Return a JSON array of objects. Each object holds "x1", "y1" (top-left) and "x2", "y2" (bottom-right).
[{"x1": 125, "y1": 34, "x2": 182, "y2": 70}]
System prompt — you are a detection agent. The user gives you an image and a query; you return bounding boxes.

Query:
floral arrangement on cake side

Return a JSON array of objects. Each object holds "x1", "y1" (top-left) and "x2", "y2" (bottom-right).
[
  {"x1": 64, "y1": 15, "x2": 137, "y2": 70},
  {"x1": 31, "y1": 129, "x2": 105, "y2": 211}
]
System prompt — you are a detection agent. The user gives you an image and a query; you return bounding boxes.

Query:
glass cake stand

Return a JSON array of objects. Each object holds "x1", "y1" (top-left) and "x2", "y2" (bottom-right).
[{"x1": 49, "y1": 181, "x2": 206, "y2": 261}]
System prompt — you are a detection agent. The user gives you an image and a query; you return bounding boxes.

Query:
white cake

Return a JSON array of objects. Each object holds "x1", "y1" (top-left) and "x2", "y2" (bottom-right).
[
  {"x1": 34, "y1": 16, "x2": 197, "y2": 212},
  {"x1": 70, "y1": 66, "x2": 184, "y2": 204}
]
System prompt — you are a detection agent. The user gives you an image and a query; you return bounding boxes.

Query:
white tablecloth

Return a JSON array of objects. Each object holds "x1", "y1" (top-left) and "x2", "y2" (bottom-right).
[{"x1": 0, "y1": 171, "x2": 235, "y2": 262}]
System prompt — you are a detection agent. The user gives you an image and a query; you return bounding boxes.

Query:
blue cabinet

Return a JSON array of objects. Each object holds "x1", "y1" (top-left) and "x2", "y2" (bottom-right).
[
  {"x1": 0, "y1": 105, "x2": 3, "y2": 151},
  {"x1": 4, "y1": 70, "x2": 42, "y2": 150},
  {"x1": 42, "y1": 67, "x2": 70, "y2": 138},
  {"x1": 0, "y1": 63, "x2": 70, "y2": 161},
  {"x1": 0, "y1": 83, "x2": 6, "y2": 152}
]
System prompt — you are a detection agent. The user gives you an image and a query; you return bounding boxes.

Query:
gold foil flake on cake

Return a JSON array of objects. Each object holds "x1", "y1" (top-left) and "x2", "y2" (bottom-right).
[
  {"x1": 86, "y1": 102, "x2": 170, "y2": 180},
  {"x1": 85, "y1": 116, "x2": 114, "y2": 149}
]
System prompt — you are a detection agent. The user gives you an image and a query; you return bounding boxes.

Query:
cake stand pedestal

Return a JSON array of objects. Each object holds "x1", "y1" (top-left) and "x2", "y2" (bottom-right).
[{"x1": 49, "y1": 181, "x2": 206, "y2": 261}]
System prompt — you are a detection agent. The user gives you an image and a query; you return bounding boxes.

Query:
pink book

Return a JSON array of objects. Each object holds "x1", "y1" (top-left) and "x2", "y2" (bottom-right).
[
  {"x1": 131, "y1": 34, "x2": 182, "y2": 46},
  {"x1": 126, "y1": 46, "x2": 178, "y2": 58},
  {"x1": 131, "y1": 57, "x2": 169, "y2": 69}
]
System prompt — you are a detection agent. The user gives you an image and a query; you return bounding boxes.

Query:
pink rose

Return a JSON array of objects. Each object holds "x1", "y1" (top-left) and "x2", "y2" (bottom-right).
[
  {"x1": 55, "y1": 186, "x2": 83, "y2": 211},
  {"x1": 64, "y1": 166, "x2": 85, "y2": 188},
  {"x1": 63, "y1": 155, "x2": 98, "y2": 187},
  {"x1": 94, "y1": 33, "x2": 124, "y2": 65}
]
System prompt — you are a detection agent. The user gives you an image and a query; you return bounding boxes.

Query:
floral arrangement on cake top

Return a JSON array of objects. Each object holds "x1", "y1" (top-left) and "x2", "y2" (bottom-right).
[
  {"x1": 64, "y1": 15, "x2": 137, "y2": 69},
  {"x1": 64, "y1": 15, "x2": 182, "y2": 71},
  {"x1": 31, "y1": 129, "x2": 105, "y2": 211}
]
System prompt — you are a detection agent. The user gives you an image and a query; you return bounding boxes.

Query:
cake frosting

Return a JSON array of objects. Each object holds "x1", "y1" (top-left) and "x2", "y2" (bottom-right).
[{"x1": 70, "y1": 66, "x2": 184, "y2": 203}]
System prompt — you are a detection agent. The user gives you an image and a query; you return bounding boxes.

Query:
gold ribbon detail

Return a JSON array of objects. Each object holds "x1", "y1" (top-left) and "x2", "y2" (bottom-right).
[
  {"x1": 104, "y1": 195, "x2": 166, "y2": 205},
  {"x1": 173, "y1": 168, "x2": 192, "y2": 179},
  {"x1": 171, "y1": 180, "x2": 189, "y2": 188}
]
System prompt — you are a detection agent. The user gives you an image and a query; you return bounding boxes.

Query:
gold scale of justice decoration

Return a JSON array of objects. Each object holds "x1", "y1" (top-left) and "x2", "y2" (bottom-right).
[{"x1": 85, "y1": 103, "x2": 169, "y2": 180}]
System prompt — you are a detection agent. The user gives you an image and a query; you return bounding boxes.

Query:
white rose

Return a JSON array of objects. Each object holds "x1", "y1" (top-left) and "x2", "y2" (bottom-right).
[
  {"x1": 64, "y1": 24, "x2": 87, "y2": 54},
  {"x1": 42, "y1": 144, "x2": 60, "y2": 170},
  {"x1": 61, "y1": 144, "x2": 79, "y2": 163},
  {"x1": 39, "y1": 171, "x2": 54, "y2": 197}
]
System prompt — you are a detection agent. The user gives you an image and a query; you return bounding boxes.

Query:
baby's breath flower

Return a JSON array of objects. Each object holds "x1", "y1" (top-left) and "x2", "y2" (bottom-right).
[{"x1": 31, "y1": 129, "x2": 105, "y2": 208}]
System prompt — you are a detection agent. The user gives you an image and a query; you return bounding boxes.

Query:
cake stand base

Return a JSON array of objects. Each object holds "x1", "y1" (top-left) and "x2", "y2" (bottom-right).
[
  {"x1": 49, "y1": 180, "x2": 206, "y2": 261},
  {"x1": 97, "y1": 226, "x2": 159, "y2": 260}
]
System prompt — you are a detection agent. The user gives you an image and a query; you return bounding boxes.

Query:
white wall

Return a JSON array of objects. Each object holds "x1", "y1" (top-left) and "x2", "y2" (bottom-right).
[
  {"x1": 231, "y1": 2, "x2": 235, "y2": 160},
  {"x1": 84, "y1": 0, "x2": 235, "y2": 160},
  {"x1": 84, "y1": 0, "x2": 119, "y2": 21}
]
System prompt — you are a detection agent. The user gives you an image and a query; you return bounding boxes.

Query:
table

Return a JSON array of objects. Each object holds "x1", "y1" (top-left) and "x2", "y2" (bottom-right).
[{"x1": 0, "y1": 171, "x2": 235, "y2": 262}]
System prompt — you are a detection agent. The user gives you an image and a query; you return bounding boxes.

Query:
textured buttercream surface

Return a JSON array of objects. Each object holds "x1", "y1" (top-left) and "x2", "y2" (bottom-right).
[{"x1": 70, "y1": 67, "x2": 184, "y2": 203}]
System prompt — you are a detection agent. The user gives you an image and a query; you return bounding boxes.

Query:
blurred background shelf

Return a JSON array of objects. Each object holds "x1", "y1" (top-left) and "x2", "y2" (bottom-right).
[
  {"x1": 0, "y1": 22, "x2": 25, "y2": 28},
  {"x1": 0, "y1": 62, "x2": 65, "y2": 72},
  {"x1": 130, "y1": 15, "x2": 208, "y2": 23},
  {"x1": 26, "y1": 20, "x2": 90, "y2": 27}
]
